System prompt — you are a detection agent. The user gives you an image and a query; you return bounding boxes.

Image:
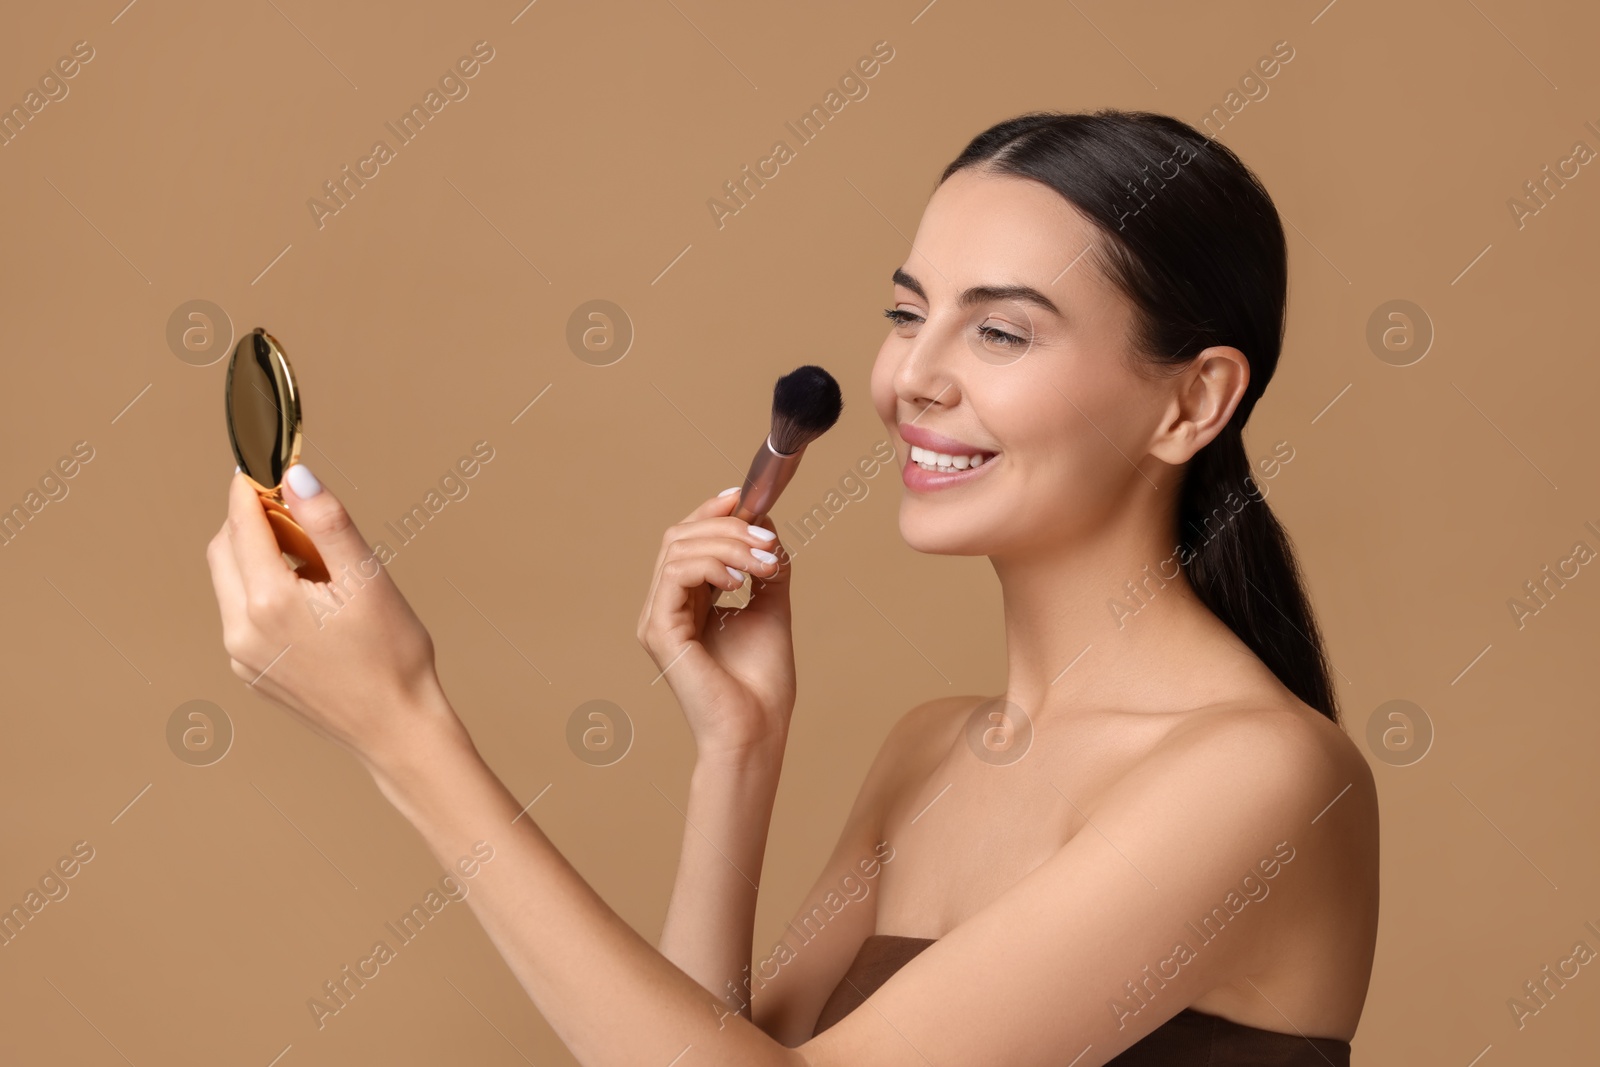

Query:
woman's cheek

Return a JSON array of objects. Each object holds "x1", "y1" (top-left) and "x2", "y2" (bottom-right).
[{"x1": 869, "y1": 346, "x2": 899, "y2": 424}]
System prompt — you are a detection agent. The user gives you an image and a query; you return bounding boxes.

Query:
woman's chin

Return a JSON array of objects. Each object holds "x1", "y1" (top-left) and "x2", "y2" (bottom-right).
[{"x1": 896, "y1": 508, "x2": 992, "y2": 556}]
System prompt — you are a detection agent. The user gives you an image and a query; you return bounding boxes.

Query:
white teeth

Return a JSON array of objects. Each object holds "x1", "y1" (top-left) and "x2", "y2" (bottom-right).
[{"x1": 910, "y1": 444, "x2": 992, "y2": 472}]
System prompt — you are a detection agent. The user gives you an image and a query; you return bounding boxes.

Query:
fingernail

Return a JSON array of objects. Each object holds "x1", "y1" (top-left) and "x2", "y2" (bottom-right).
[
  {"x1": 747, "y1": 525, "x2": 775, "y2": 541},
  {"x1": 726, "y1": 566, "x2": 746, "y2": 582},
  {"x1": 286, "y1": 464, "x2": 323, "y2": 498},
  {"x1": 751, "y1": 548, "x2": 777, "y2": 565},
  {"x1": 718, "y1": 486, "x2": 740, "y2": 497}
]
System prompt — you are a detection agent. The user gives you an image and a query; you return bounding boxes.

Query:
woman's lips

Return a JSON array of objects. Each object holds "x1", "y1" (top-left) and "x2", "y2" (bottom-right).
[
  {"x1": 896, "y1": 421, "x2": 993, "y2": 457},
  {"x1": 895, "y1": 422, "x2": 1001, "y2": 493},
  {"x1": 901, "y1": 449, "x2": 1001, "y2": 492}
]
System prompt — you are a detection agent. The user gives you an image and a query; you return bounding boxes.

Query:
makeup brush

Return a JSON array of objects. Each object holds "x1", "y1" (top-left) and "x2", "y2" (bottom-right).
[
  {"x1": 710, "y1": 365, "x2": 842, "y2": 611},
  {"x1": 730, "y1": 365, "x2": 844, "y2": 525}
]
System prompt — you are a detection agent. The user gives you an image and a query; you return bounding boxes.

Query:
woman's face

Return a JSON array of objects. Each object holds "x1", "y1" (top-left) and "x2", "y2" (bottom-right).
[{"x1": 870, "y1": 167, "x2": 1180, "y2": 559}]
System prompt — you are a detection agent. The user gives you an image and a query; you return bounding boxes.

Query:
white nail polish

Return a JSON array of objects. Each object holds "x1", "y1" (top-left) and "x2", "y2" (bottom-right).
[
  {"x1": 751, "y1": 548, "x2": 777, "y2": 565},
  {"x1": 719, "y1": 486, "x2": 740, "y2": 497},
  {"x1": 286, "y1": 464, "x2": 323, "y2": 498},
  {"x1": 747, "y1": 525, "x2": 775, "y2": 541},
  {"x1": 726, "y1": 566, "x2": 746, "y2": 583}
]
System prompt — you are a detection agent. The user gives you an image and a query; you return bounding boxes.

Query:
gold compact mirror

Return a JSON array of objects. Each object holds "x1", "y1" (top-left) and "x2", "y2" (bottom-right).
[{"x1": 225, "y1": 326, "x2": 331, "y2": 583}]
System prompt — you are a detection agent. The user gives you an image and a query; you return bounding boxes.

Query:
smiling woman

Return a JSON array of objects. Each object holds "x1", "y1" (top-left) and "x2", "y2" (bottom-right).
[{"x1": 207, "y1": 108, "x2": 1376, "y2": 1067}]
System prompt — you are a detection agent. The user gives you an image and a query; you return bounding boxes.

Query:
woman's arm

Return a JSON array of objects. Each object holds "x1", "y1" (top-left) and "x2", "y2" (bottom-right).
[
  {"x1": 362, "y1": 689, "x2": 808, "y2": 1066},
  {"x1": 210, "y1": 469, "x2": 806, "y2": 1064},
  {"x1": 656, "y1": 740, "x2": 787, "y2": 1023},
  {"x1": 633, "y1": 489, "x2": 799, "y2": 1017}
]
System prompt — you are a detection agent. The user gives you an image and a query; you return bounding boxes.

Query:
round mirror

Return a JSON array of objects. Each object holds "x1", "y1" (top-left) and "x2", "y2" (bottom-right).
[
  {"x1": 225, "y1": 327, "x2": 302, "y2": 489},
  {"x1": 223, "y1": 327, "x2": 329, "y2": 582}
]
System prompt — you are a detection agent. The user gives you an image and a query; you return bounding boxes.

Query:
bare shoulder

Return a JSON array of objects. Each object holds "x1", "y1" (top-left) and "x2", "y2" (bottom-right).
[
  {"x1": 1157, "y1": 700, "x2": 1376, "y2": 816},
  {"x1": 1075, "y1": 696, "x2": 1380, "y2": 907},
  {"x1": 1147, "y1": 701, "x2": 1379, "y2": 1025},
  {"x1": 895, "y1": 692, "x2": 1375, "y2": 831},
  {"x1": 845, "y1": 694, "x2": 991, "y2": 825},
  {"x1": 1140, "y1": 700, "x2": 1378, "y2": 935},
  {"x1": 893, "y1": 692, "x2": 985, "y2": 742},
  {"x1": 825, "y1": 694, "x2": 986, "y2": 845},
  {"x1": 882, "y1": 693, "x2": 986, "y2": 769},
  {"x1": 793, "y1": 697, "x2": 1381, "y2": 1061}
]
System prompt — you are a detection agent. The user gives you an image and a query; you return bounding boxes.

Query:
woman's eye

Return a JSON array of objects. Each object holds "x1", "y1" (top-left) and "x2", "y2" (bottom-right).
[
  {"x1": 977, "y1": 323, "x2": 1027, "y2": 347},
  {"x1": 882, "y1": 308, "x2": 1029, "y2": 349}
]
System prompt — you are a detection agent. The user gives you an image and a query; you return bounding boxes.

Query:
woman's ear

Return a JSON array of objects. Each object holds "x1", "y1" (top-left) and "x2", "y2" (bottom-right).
[{"x1": 1147, "y1": 345, "x2": 1250, "y2": 466}]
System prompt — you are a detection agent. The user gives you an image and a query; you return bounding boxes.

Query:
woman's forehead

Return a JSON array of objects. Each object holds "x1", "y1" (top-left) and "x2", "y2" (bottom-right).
[{"x1": 906, "y1": 170, "x2": 1108, "y2": 305}]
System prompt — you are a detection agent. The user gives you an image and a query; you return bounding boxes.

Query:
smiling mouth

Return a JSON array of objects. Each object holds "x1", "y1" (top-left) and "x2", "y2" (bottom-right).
[{"x1": 908, "y1": 443, "x2": 999, "y2": 473}]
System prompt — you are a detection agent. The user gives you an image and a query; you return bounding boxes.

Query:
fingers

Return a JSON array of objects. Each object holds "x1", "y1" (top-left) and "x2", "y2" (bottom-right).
[
  {"x1": 666, "y1": 534, "x2": 783, "y2": 584},
  {"x1": 228, "y1": 471, "x2": 296, "y2": 607},
  {"x1": 206, "y1": 517, "x2": 248, "y2": 650},
  {"x1": 638, "y1": 546, "x2": 750, "y2": 655},
  {"x1": 680, "y1": 484, "x2": 745, "y2": 525},
  {"x1": 743, "y1": 513, "x2": 783, "y2": 560},
  {"x1": 662, "y1": 504, "x2": 779, "y2": 563},
  {"x1": 745, "y1": 520, "x2": 789, "y2": 580},
  {"x1": 637, "y1": 485, "x2": 753, "y2": 641},
  {"x1": 281, "y1": 464, "x2": 377, "y2": 581},
  {"x1": 640, "y1": 486, "x2": 747, "y2": 631},
  {"x1": 665, "y1": 550, "x2": 753, "y2": 594},
  {"x1": 653, "y1": 486, "x2": 743, "y2": 576},
  {"x1": 637, "y1": 485, "x2": 792, "y2": 645}
]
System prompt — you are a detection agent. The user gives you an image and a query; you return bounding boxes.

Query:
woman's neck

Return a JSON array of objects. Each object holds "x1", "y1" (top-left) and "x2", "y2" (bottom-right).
[{"x1": 990, "y1": 511, "x2": 1259, "y2": 720}]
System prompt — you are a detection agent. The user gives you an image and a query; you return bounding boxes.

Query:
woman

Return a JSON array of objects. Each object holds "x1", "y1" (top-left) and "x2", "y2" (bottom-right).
[{"x1": 208, "y1": 109, "x2": 1378, "y2": 1065}]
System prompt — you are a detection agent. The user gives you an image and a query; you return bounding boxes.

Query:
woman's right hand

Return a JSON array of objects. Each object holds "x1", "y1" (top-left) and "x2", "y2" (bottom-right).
[{"x1": 636, "y1": 487, "x2": 796, "y2": 760}]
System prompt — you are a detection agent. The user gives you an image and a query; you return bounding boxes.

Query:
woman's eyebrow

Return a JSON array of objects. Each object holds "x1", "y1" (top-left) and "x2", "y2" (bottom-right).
[{"x1": 891, "y1": 267, "x2": 1062, "y2": 317}]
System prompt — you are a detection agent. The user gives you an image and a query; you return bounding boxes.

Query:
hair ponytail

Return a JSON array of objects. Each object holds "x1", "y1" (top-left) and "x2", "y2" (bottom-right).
[
  {"x1": 1178, "y1": 425, "x2": 1337, "y2": 721},
  {"x1": 941, "y1": 108, "x2": 1340, "y2": 723}
]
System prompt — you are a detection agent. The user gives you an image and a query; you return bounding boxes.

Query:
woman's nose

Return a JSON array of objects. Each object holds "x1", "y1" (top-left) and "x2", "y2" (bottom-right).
[{"x1": 892, "y1": 328, "x2": 962, "y2": 410}]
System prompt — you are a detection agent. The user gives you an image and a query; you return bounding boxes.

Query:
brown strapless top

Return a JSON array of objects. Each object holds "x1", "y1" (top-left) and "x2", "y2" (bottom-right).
[{"x1": 812, "y1": 934, "x2": 1351, "y2": 1065}]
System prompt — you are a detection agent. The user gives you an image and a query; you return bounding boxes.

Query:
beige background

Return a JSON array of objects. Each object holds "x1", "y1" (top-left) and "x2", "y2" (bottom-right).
[{"x1": 2, "y1": 0, "x2": 1597, "y2": 1063}]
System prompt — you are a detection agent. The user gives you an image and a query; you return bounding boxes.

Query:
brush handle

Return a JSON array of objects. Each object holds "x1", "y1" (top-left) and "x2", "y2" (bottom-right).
[
  {"x1": 731, "y1": 435, "x2": 803, "y2": 523},
  {"x1": 710, "y1": 435, "x2": 804, "y2": 610}
]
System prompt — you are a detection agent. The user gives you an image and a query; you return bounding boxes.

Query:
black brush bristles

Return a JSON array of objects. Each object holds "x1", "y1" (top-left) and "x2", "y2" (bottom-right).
[{"x1": 769, "y1": 365, "x2": 843, "y2": 455}]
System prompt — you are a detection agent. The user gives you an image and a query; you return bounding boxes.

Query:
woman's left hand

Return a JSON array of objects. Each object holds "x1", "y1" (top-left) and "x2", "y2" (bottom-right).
[{"x1": 206, "y1": 465, "x2": 455, "y2": 770}]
